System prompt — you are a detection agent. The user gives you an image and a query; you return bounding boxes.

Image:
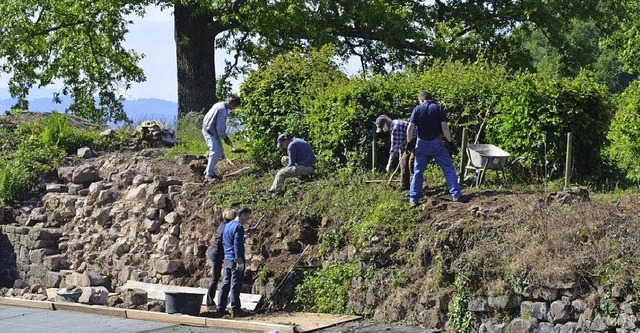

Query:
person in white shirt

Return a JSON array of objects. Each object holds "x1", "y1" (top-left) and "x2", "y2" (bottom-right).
[{"x1": 201, "y1": 95, "x2": 240, "y2": 181}]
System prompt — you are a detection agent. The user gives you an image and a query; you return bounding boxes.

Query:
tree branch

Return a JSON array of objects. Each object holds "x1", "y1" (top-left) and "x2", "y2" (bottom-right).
[{"x1": 28, "y1": 20, "x2": 87, "y2": 38}]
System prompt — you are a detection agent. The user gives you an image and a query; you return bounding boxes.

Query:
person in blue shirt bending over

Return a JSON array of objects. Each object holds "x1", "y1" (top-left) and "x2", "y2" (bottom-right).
[
  {"x1": 216, "y1": 207, "x2": 251, "y2": 317},
  {"x1": 268, "y1": 134, "x2": 316, "y2": 193},
  {"x1": 407, "y1": 90, "x2": 463, "y2": 207}
]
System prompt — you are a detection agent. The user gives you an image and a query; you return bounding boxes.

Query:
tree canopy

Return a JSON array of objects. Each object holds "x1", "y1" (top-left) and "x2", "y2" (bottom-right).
[{"x1": 0, "y1": 0, "x2": 628, "y2": 122}]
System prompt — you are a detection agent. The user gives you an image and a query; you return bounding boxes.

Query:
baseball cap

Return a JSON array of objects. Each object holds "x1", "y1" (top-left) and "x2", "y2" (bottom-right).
[
  {"x1": 277, "y1": 133, "x2": 290, "y2": 148},
  {"x1": 376, "y1": 115, "x2": 390, "y2": 133}
]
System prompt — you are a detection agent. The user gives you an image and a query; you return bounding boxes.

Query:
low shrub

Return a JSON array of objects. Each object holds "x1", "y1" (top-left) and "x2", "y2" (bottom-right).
[{"x1": 238, "y1": 46, "x2": 347, "y2": 170}]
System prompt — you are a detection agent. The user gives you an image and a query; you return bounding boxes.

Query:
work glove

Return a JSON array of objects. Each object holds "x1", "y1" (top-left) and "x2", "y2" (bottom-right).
[
  {"x1": 235, "y1": 261, "x2": 245, "y2": 272},
  {"x1": 445, "y1": 140, "x2": 459, "y2": 155},
  {"x1": 385, "y1": 160, "x2": 393, "y2": 173}
]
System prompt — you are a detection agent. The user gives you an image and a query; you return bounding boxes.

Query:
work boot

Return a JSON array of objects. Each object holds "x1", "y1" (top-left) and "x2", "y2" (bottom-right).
[
  {"x1": 204, "y1": 174, "x2": 221, "y2": 183},
  {"x1": 453, "y1": 194, "x2": 469, "y2": 203},
  {"x1": 231, "y1": 309, "x2": 251, "y2": 318}
]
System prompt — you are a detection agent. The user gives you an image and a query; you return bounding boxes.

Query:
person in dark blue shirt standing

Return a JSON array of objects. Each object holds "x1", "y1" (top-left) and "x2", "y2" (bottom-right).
[
  {"x1": 216, "y1": 207, "x2": 251, "y2": 317},
  {"x1": 268, "y1": 134, "x2": 316, "y2": 192},
  {"x1": 406, "y1": 91, "x2": 463, "y2": 207}
]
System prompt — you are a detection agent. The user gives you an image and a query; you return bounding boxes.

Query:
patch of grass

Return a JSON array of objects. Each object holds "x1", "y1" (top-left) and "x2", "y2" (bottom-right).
[{"x1": 345, "y1": 199, "x2": 421, "y2": 247}]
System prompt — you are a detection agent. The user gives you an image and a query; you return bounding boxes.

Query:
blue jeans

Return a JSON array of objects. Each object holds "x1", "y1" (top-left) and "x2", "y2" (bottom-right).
[
  {"x1": 410, "y1": 139, "x2": 462, "y2": 204},
  {"x1": 202, "y1": 130, "x2": 223, "y2": 177}
]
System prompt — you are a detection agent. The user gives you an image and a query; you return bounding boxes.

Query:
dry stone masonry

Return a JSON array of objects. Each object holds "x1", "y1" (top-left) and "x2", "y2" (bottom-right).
[{"x1": 0, "y1": 149, "x2": 222, "y2": 311}]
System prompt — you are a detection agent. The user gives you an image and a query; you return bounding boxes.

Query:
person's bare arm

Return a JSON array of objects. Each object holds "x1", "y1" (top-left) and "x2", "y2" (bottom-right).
[
  {"x1": 406, "y1": 122, "x2": 415, "y2": 143},
  {"x1": 441, "y1": 122, "x2": 452, "y2": 142}
]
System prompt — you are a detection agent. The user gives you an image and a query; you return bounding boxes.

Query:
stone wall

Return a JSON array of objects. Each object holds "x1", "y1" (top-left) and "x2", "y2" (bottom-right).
[
  {"x1": 0, "y1": 150, "x2": 223, "y2": 294},
  {"x1": 0, "y1": 224, "x2": 64, "y2": 288}
]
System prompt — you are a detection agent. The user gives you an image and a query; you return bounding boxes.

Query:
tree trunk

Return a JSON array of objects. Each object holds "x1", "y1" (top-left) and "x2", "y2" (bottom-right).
[{"x1": 174, "y1": 4, "x2": 216, "y2": 116}]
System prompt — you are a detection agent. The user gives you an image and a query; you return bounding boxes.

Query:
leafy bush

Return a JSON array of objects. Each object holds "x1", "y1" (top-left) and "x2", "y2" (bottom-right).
[
  {"x1": 241, "y1": 57, "x2": 514, "y2": 170},
  {"x1": 241, "y1": 50, "x2": 613, "y2": 180},
  {"x1": 238, "y1": 46, "x2": 347, "y2": 170},
  {"x1": 0, "y1": 114, "x2": 99, "y2": 204},
  {"x1": 487, "y1": 72, "x2": 612, "y2": 180},
  {"x1": 304, "y1": 60, "x2": 511, "y2": 170},
  {"x1": 607, "y1": 80, "x2": 640, "y2": 183},
  {"x1": 412, "y1": 59, "x2": 511, "y2": 139},
  {"x1": 294, "y1": 262, "x2": 358, "y2": 313}
]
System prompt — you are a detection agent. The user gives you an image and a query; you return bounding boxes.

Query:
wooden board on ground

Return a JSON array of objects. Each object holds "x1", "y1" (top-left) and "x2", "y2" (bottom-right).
[
  {"x1": 252, "y1": 312, "x2": 361, "y2": 332},
  {"x1": 122, "y1": 280, "x2": 262, "y2": 311}
]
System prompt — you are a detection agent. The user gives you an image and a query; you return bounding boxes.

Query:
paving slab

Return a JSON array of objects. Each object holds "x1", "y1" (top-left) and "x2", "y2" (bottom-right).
[{"x1": 0, "y1": 304, "x2": 240, "y2": 333}]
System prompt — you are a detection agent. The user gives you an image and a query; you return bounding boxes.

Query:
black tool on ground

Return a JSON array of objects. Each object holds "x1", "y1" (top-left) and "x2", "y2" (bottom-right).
[{"x1": 259, "y1": 244, "x2": 311, "y2": 313}]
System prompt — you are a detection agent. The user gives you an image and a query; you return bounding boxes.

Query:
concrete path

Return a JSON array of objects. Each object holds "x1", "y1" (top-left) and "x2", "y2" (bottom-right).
[{"x1": 0, "y1": 305, "x2": 247, "y2": 333}]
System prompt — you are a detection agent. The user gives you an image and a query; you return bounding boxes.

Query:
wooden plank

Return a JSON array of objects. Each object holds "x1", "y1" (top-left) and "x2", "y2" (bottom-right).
[
  {"x1": 255, "y1": 312, "x2": 362, "y2": 332},
  {"x1": 0, "y1": 297, "x2": 53, "y2": 310},
  {"x1": 122, "y1": 280, "x2": 262, "y2": 311},
  {"x1": 205, "y1": 318, "x2": 295, "y2": 333},
  {"x1": 126, "y1": 309, "x2": 206, "y2": 327},
  {"x1": 53, "y1": 302, "x2": 127, "y2": 318}
]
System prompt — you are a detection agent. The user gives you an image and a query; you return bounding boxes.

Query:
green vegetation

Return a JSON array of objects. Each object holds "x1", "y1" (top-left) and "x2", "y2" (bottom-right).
[
  {"x1": 238, "y1": 51, "x2": 629, "y2": 184},
  {"x1": 161, "y1": 112, "x2": 208, "y2": 159},
  {"x1": 294, "y1": 262, "x2": 358, "y2": 314},
  {"x1": 607, "y1": 81, "x2": 640, "y2": 183},
  {"x1": 0, "y1": 114, "x2": 102, "y2": 204},
  {"x1": 448, "y1": 270, "x2": 474, "y2": 333}
]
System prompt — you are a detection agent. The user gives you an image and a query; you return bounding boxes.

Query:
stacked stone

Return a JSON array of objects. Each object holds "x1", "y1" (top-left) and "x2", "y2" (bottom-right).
[
  {"x1": 468, "y1": 286, "x2": 640, "y2": 333},
  {"x1": 0, "y1": 224, "x2": 64, "y2": 288},
  {"x1": 0, "y1": 149, "x2": 214, "y2": 311}
]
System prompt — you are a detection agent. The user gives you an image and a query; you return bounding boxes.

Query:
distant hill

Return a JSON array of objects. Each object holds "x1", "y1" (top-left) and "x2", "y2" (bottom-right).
[{"x1": 0, "y1": 92, "x2": 178, "y2": 127}]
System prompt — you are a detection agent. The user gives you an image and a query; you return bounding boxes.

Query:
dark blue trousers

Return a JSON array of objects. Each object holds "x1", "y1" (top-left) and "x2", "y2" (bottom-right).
[
  {"x1": 216, "y1": 260, "x2": 244, "y2": 313},
  {"x1": 206, "y1": 257, "x2": 223, "y2": 307}
]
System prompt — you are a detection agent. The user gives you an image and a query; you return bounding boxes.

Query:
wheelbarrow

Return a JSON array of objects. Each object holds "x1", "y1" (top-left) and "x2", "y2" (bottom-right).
[{"x1": 464, "y1": 144, "x2": 510, "y2": 187}]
